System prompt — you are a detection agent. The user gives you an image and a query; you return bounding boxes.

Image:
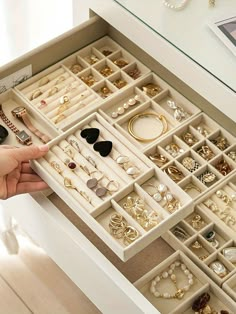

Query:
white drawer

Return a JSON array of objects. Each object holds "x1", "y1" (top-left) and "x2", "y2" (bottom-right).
[{"x1": 1, "y1": 13, "x2": 236, "y2": 314}]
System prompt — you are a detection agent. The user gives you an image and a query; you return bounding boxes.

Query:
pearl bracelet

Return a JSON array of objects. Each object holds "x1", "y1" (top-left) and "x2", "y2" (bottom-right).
[{"x1": 150, "y1": 260, "x2": 194, "y2": 299}]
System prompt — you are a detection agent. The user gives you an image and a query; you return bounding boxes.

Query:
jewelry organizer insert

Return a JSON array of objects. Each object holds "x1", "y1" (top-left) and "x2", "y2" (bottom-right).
[
  {"x1": 134, "y1": 251, "x2": 235, "y2": 314},
  {"x1": 16, "y1": 36, "x2": 150, "y2": 131},
  {"x1": 3, "y1": 32, "x2": 236, "y2": 312},
  {"x1": 0, "y1": 90, "x2": 58, "y2": 147},
  {"x1": 162, "y1": 173, "x2": 236, "y2": 289},
  {"x1": 29, "y1": 111, "x2": 192, "y2": 261}
]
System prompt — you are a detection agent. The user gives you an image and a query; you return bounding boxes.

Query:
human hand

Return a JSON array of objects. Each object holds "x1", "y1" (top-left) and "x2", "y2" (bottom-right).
[{"x1": 0, "y1": 145, "x2": 49, "y2": 199}]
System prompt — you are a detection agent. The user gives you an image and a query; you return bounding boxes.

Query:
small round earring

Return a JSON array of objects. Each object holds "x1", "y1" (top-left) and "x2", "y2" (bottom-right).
[{"x1": 64, "y1": 158, "x2": 77, "y2": 171}]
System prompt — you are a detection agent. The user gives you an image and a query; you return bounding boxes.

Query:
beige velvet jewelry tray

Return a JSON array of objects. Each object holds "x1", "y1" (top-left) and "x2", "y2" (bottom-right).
[{"x1": 1, "y1": 33, "x2": 235, "y2": 263}]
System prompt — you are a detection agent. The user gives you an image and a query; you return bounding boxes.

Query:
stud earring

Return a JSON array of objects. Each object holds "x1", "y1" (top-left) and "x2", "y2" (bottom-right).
[
  {"x1": 64, "y1": 158, "x2": 77, "y2": 171},
  {"x1": 215, "y1": 190, "x2": 233, "y2": 205},
  {"x1": 93, "y1": 141, "x2": 113, "y2": 157},
  {"x1": 80, "y1": 128, "x2": 100, "y2": 144},
  {"x1": 116, "y1": 155, "x2": 140, "y2": 177},
  {"x1": 86, "y1": 172, "x2": 119, "y2": 197}
]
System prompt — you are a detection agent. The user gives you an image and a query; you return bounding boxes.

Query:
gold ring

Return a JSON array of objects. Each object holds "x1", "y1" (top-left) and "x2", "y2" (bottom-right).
[
  {"x1": 50, "y1": 161, "x2": 62, "y2": 174},
  {"x1": 55, "y1": 114, "x2": 66, "y2": 124},
  {"x1": 30, "y1": 89, "x2": 42, "y2": 100},
  {"x1": 48, "y1": 86, "x2": 59, "y2": 97},
  {"x1": 128, "y1": 112, "x2": 168, "y2": 142}
]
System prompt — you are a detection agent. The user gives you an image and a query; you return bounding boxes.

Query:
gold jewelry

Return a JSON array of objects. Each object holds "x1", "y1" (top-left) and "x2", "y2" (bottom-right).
[
  {"x1": 191, "y1": 240, "x2": 202, "y2": 249},
  {"x1": 144, "y1": 183, "x2": 180, "y2": 212},
  {"x1": 142, "y1": 83, "x2": 162, "y2": 97},
  {"x1": 64, "y1": 177, "x2": 91, "y2": 203},
  {"x1": 182, "y1": 131, "x2": 198, "y2": 146},
  {"x1": 197, "y1": 145, "x2": 215, "y2": 161},
  {"x1": 182, "y1": 157, "x2": 200, "y2": 172},
  {"x1": 55, "y1": 114, "x2": 66, "y2": 124},
  {"x1": 102, "y1": 49, "x2": 113, "y2": 56},
  {"x1": 99, "y1": 66, "x2": 114, "y2": 77},
  {"x1": 57, "y1": 95, "x2": 70, "y2": 115},
  {"x1": 227, "y1": 151, "x2": 236, "y2": 161},
  {"x1": 55, "y1": 76, "x2": 66, "y2": 84},
  {"x1": 48, "y1": 86, "x2": 59, "y2": 97},
  {"x1": 50, "y1": 161, "x2": 63, "y2": 174},
  {"x1": 215, "y1": 159, "x2": 232, "y2": 176},
  {"x1": 71, "y1": 64, "x2": 83, "y2": 74},
  {"x1": 123, "y1": 196, "x2": 159, "y2": 230},
  {"x1": 38, "y1": 76, "x2": 49, "y2": 86},
  {"x1": 204, "y1": 199, "x2": 220, "y2": 213},
  {"x1": 113, "y1": 79, "x2": 127, "y2": 89},
  {"x1": 86, "y1": 55, "x2": 99, "y2": 65},
  {"x1": 127, "y1": 67, "x2": 141, "y2": 79},
  {"x1": 215, "y1": 190, "x2": 232, "y2": 205},
  {"x1": 80, "y1": 75, "x2": 96, "y2": 86},
  {"x1": 210, "y1": 136, "x2": 229, "y2": 151},
  {"x1": 128, "y1": 112, "x2": 168, "y2": 142},
  {"x1": 199, "y1": 255, "x2": 209, "y2": 261},
  {"x1": 196, "y1": 126, "x2": 209, "y2": 137},
  {"x1": 108, "y1": 213, "x2": 139, "y2": 244},
  {"x1": 99, "y1": 86, "x2": 112, "y2": 98},
  {"x1": 165, "y1": 143, "x2": 184, "y2": 157},
  {"x1": 149, "y1": 153, "x2": 168, "y2": 167},
  {"x1": 191, "y1": 214, "x2": 205, "y2": 230},
  {"x1": 113, "y1": 59, "x2": 128, "y2": 68},
  {"x1": 184, "y1": 183, "x2": 201, "y2": 193},
  {"x1": 30, "y1": 89, "x2": 42, "y2": 100},
  {"x1": 123, "y1": 226, "x2": 139, "y2": 245},
  {"x1": 164, "y1": 165, "x2": 185, "y2": 182},
  {"x1": 198, "y1": 171, "x2": 216, "y2": 185}
]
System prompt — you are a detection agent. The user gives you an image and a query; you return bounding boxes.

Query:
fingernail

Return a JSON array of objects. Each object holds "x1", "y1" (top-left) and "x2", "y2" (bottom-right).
[{"x1": 39, "y1": 145, "x2": 49, "y2": 152}]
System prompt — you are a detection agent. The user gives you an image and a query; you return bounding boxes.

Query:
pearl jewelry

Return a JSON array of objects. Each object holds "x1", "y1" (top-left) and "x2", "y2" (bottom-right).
[
  {"x1": 150, "y1": 260, "x2": 194, "y2": 299},
  {"x1": 162, "y1": 0, "x2": 189, "y2": 11},
  {"x1": 111, "y1": 95, "x2": 142, "y2": 119}
]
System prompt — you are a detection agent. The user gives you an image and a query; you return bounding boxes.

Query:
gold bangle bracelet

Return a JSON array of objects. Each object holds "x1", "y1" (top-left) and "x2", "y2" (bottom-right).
[{"x1": 128, "y1": 112, "x2": 168, "y2": 142}]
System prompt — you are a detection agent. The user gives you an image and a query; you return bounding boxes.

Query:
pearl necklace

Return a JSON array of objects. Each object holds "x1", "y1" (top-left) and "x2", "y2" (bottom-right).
[
  {"x1": 162, "y1": 0, "x2": 189, "y2": 10},
  {"x1": 150, "y1": 261, "x2": 194, "y2": 299}
]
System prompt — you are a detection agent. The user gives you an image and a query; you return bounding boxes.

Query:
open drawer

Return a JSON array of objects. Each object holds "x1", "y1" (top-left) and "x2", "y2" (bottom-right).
[{"x1": 1, "y1": 13, "x2": 236, "y2": 314}]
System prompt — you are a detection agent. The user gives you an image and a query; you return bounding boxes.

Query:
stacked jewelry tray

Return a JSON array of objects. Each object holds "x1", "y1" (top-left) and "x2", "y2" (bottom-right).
[
  {"x1": 1, "y1": 14, "x2": 236, "y2": 314},
  {"x1": 133, "y1": 250, "x2": 236, "y2": 314},
  {"x1": 30, "y1": 112, "x2": 193, "y2": 261},
  {"x1": 2, "y1": 34, "x2": 236, "y2": 263},
  {"x1": 223, "y1": 273, "x2": 236, "y2": 302},
  {"x1": 162, "y1": 172, "x2": 236, "y2": 287},
  {"x1": 15, "y1": 36, "x2": 151, "y2": 131},
  {"x1": 143, "y1": 113, "x2": 236, "y2": 201}
]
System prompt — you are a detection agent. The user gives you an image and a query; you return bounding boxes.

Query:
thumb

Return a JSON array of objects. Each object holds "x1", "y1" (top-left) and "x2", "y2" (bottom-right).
[{"x1": 11, "y1": 145, "x2": 49, "y2": 162}]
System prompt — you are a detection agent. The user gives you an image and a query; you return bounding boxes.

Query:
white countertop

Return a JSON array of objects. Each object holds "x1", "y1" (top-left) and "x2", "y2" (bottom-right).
[{"x1": 116, "y1": 0, "x2": 236, "y2": 92}]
